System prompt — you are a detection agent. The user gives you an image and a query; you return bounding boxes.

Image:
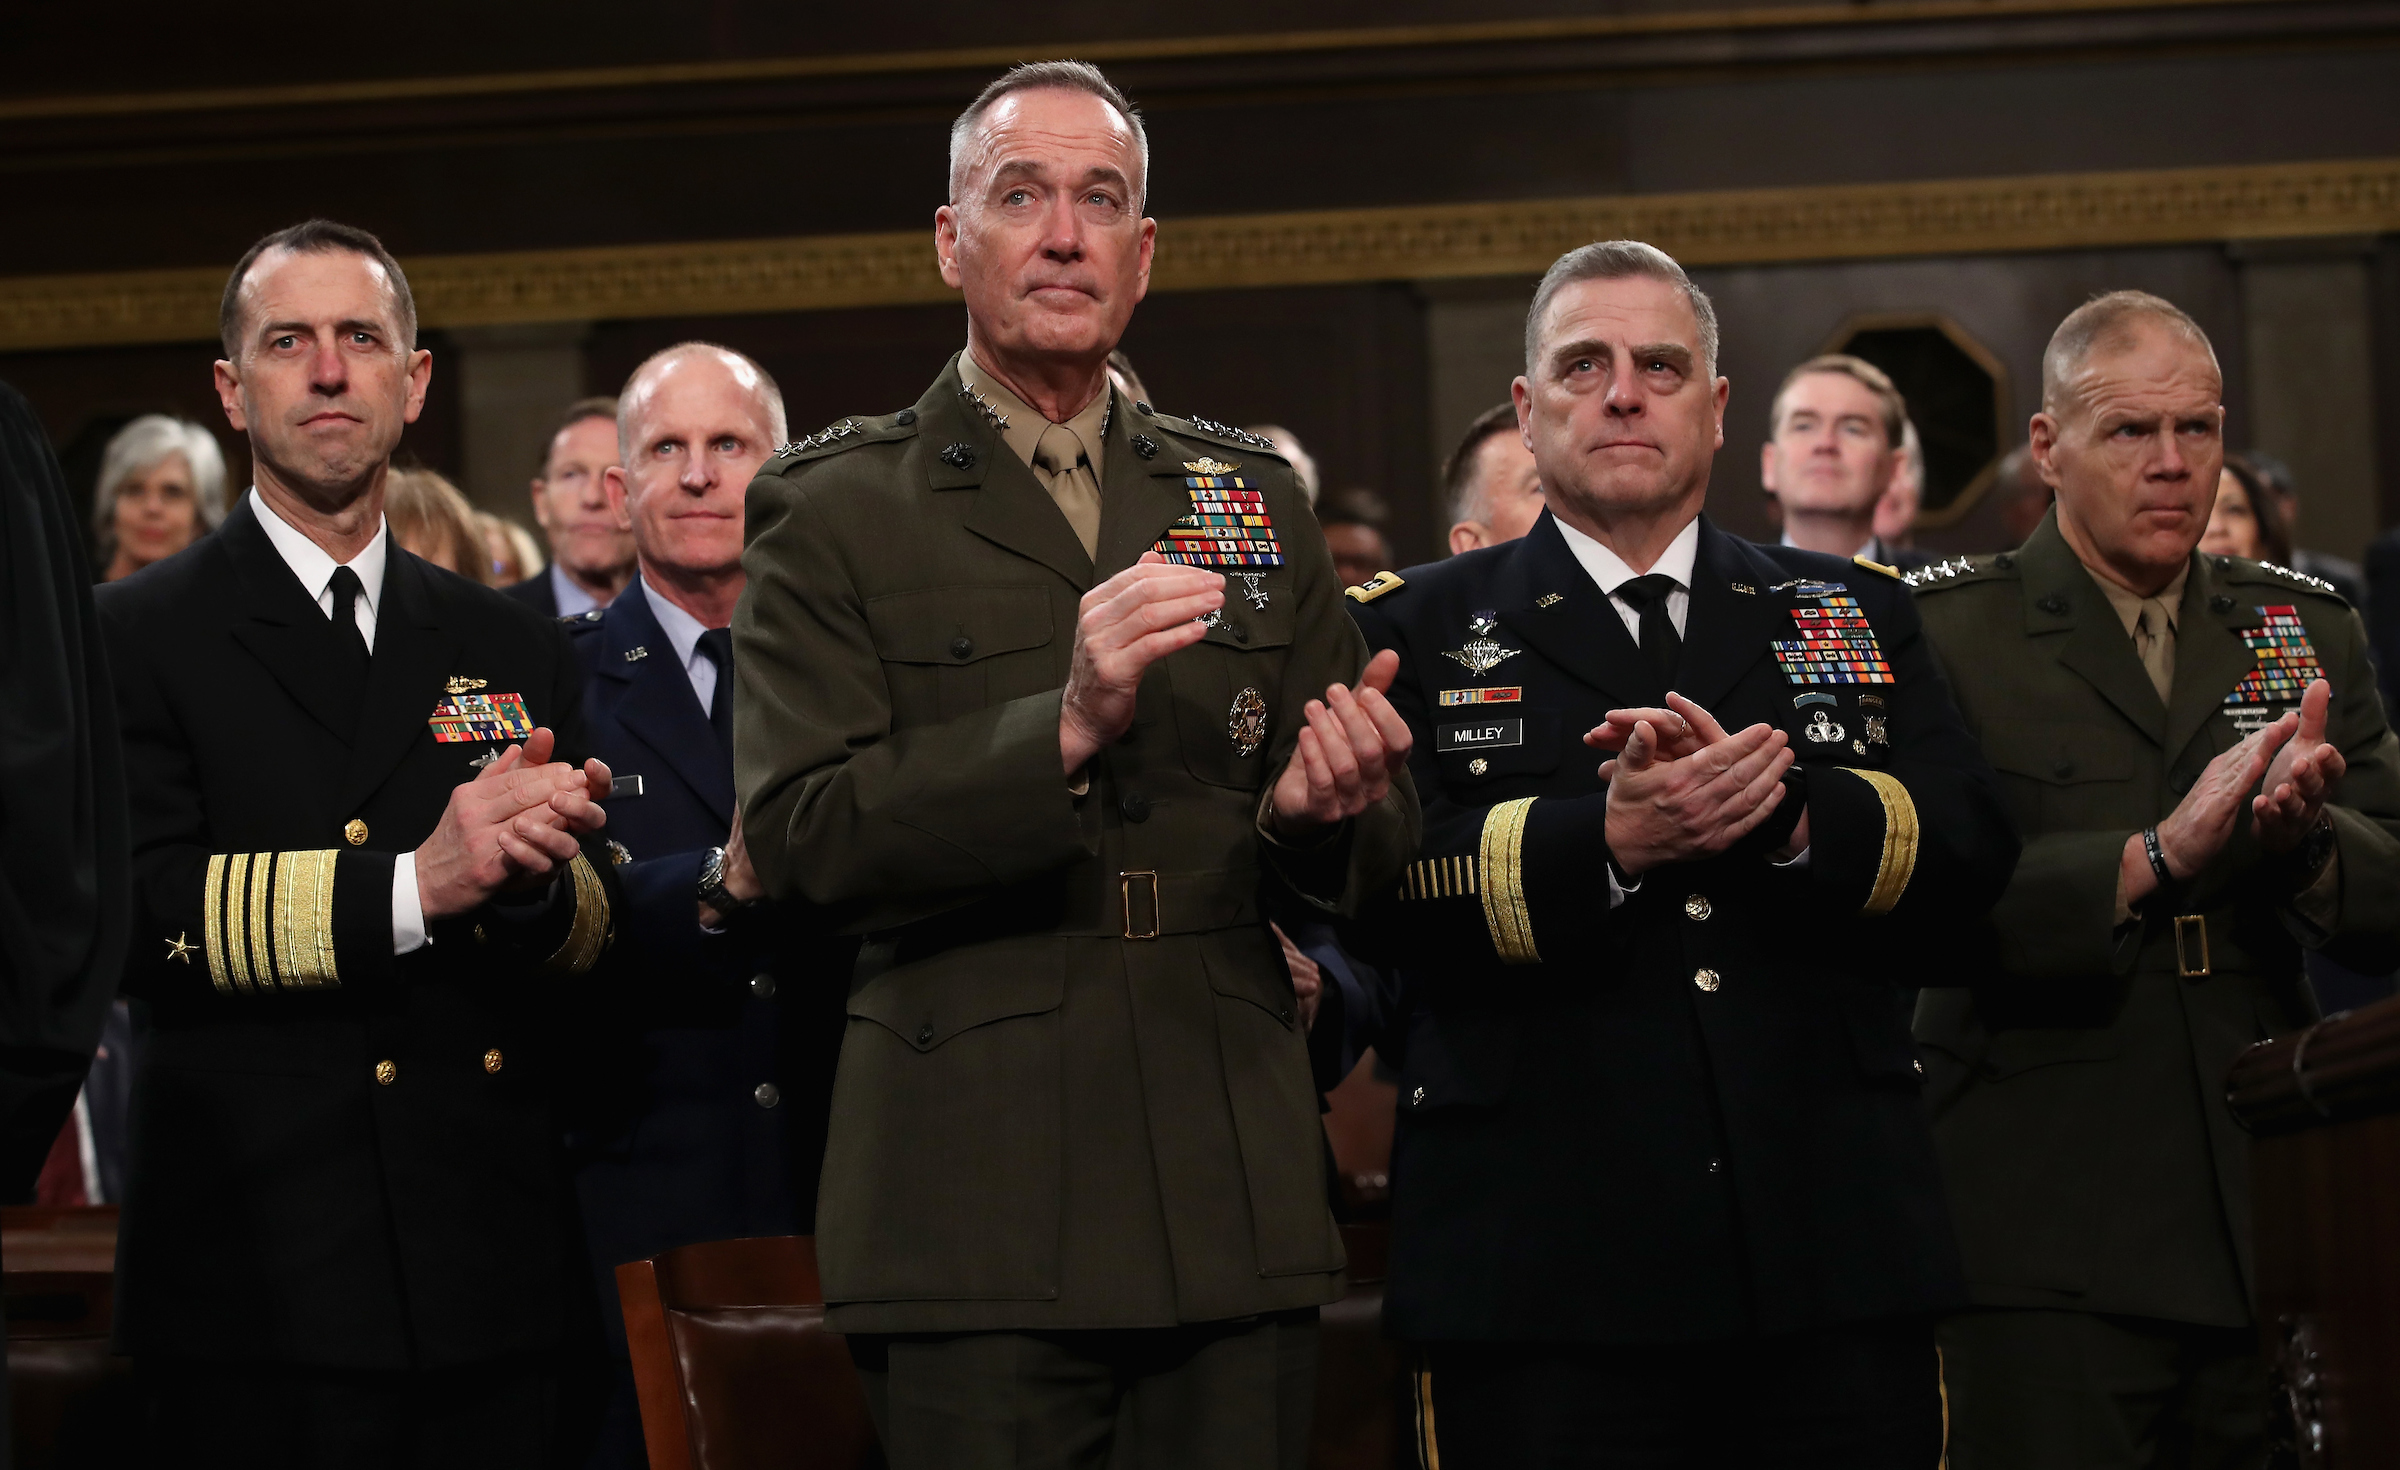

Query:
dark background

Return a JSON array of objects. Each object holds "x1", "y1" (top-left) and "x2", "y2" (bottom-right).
[{"x1": 7, "y1": 0, "x2": 2398, "y2": 567}]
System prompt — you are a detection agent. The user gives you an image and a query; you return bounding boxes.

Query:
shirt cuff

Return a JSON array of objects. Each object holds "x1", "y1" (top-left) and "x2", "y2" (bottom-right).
[
  {"x1": 1770, "y1": 845, "x2": 1811, "y2": 869},
  {"x1": 1606, "y1": 863, "x2": 1638, "y2": 909},
  {"x1": 393, "y1": 851, "x2": 429, "y2": 955}
]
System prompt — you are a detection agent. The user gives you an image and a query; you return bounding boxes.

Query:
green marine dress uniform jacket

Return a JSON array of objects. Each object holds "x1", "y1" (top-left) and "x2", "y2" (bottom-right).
[
  {"x1": 733, "y1": 358, "x2": 1419, "y2": 1335},
  {"x1": 1911, "y1": 511, "x2": 2400, "y2": 1329}
]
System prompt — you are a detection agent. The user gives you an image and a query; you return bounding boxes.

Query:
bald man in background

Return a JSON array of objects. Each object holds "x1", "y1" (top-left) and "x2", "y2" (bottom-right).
[
  {"x1": 563, "y1": 341, "x2": 851, "y2": 1468},
  {"x1": 1910, "y1": 291, "x2": 2400, "y2": 1468}
]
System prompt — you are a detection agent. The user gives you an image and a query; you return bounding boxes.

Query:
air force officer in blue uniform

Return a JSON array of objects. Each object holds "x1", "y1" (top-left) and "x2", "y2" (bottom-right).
[{"x1": 566, "y1": 342, "x2": 848, "y2": 1467}]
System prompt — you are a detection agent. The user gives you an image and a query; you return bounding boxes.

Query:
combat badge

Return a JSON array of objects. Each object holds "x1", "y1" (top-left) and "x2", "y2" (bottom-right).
[
  {"x1": 1153, "y1": 467, "x2": 1284, "y2": 568},
  {"x1": 1228, "y1": 686, "x2": 1269, "y2": 757},
  {"x1": 1859, "y1": 694, "x2": 1890, "y2": 750},
  {"x1": 1771, "y1": 589, "x2": 1894, "y2": 686},
  {"x1": 2223, "y1": 604, "x2": 2325, "y2": 733},
  {"x1": 428, "y1": 691, "x2": 534, "y2": 744},
  {"x1": 1441, "y1": 611, "x2": 1522, "y2": 679}
]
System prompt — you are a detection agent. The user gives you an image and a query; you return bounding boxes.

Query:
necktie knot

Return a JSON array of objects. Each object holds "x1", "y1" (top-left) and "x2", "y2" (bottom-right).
[
  {"x1": 697, "y1": 627, "x2": 734, "y2": 674},
  {"x1": 1617, "y1": 573, "x2": 1682, "y2": 693},
  {"x1": 1618, "y1": 573, "x2": 1678, "y2": 612},
  {"x1": 1033, "y1": 423, "x2": 1084, "y2": 476}
]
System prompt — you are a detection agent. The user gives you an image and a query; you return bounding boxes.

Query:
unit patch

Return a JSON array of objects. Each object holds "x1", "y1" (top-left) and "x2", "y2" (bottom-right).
[
  {"x1": 1770, "y1": 592, "x2": 1894, "y2": 685},
  {"x1": 1153, "y1": 472, "x2": 1285, "y2": 567},
  {"x1": 428, "y1": 691, "x2": 534, "y2": 744},
  {"x1": 2224, "y1": 605, "x2": 2325, "y2": 731},
  {"x1": 1438, "y1": 719, "x2": 1524, "y2": 753},
  {"x1": 1439, "y1": 687, "x2": 1522, "y2": 707}
]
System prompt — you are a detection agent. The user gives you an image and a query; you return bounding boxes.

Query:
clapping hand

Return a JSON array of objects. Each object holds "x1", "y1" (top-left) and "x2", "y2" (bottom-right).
[
  {"x1": 1593, "y1": 694, "x2": 1795, "y2": 877},
  {"x1": 416, "y1": 728, "x2": 611, "y2": 919},
  {"x1": 2254, "y1": 678, "x2": 2344, "y2": 852},
  {"x1": 1268, "y1": 649, "x2": 1414, "y2": 839},
  {"x1": 1061, "y1": 552, "x2": 1225, "y2": 773}
]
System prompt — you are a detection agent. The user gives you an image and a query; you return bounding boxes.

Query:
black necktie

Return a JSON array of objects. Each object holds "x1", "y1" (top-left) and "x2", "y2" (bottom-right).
[
  {"x1": 697, "y1": 627, "x2": 734, "y2": 745},
  {"x1": 1617, "y1": 573, "x2": 1683, "y2": 694},
  {"x1": 327, "y1": 565, "x2": 371, "y2": 669}
]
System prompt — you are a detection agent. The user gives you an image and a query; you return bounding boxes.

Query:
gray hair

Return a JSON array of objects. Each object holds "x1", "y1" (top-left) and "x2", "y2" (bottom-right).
[
  {"x1": 2041, "y1": 290, "x2": 2216, "y2": 415},
  {"x1": 948, "y1": 61, "x2": 1149, "y2": 211},
  {"x1": 617, "y1": 342, "x2": 788, "y2": 459},
  {"x1": 92, "y1": 415, "x2": 229, "y2": 562},
  {"x1": 1525, "y1": 240, "x2": 1720, "y2": 378}
]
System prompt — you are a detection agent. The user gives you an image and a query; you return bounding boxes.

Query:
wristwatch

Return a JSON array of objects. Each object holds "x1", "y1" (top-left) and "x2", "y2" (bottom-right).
[{"x1": 697, "y1": 846, "x2": 758, "y2": 915}]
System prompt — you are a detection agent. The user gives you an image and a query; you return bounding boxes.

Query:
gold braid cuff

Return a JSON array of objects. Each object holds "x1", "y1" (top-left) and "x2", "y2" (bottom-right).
[
  {"x1": 1842, "y1": 768, "x2": 1921, "y2": 916},
  {"x1": 1476, "y1": 798, "x2": 1541, "y2": 965},
  {"x1": 1399, "y1": 854, "x2": 1479, "y2": 900},
  {"x1": 544, "y1": 852, "x2": 613, "y2": 975},
  {"x1": 203, "y1": 850, "x2": 341, "y2": 994}
]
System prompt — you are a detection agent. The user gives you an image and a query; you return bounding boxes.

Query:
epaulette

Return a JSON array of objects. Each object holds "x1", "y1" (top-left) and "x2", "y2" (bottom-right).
[
  {"x1": 1150, "y1": 407, "x2": 1286, "y2": 458},
  {"x1": 560, "y1": 608, "x2": 606, "y2": 629},
  {"x1": 763, "y1": 410, "x2": 919, "y2": 474},
  {"x1": 1903, "y1": 553, "x2": 2014, "y2": 591},
  {"x1": 2216, "y1": 555, "x2": 2345, "y2": 600},
  {"x1": 1345, "y1": 569, "x2": 1405, "y2": 603},
  {"x1": 1853, "y1": 555, "x2": 1903, "y2": 581}
]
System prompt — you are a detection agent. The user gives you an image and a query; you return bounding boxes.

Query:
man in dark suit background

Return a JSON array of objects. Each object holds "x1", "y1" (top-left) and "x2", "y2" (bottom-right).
[
  {"x1": 502, "y1": 397, "x2": 634, "y2": 618},
  {"x1": 1343, "y1": 241, "x2": 2017, "y2": 1468},
  {"x1": 565, "y1": 341, "x2": 847, "y2": 1468},
  {"x1": 100, "y1": 219, "x2": 620, "y2": 1467}
]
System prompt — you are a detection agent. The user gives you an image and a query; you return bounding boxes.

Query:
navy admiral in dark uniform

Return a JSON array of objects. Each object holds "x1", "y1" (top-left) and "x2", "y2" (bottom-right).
[
  {"x1": 1342, "y1": 241, "x2": 2018, "y2": 1468},
  {"x1": 562, "y1": 342, "x2": 849, "y2": 1468},
  {"x1": 99, "y1": 221, "x2": 620, "y2": 1467}
]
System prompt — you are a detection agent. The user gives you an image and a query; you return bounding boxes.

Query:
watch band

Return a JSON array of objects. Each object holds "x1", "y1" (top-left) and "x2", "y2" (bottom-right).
[{"x1": 2140, "y1": 826, "x2": 2175, "y2": 888}]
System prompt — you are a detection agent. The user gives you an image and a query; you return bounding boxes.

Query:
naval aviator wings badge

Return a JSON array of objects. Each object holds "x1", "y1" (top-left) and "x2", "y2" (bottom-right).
[
  {"x1": 428, "y1": 691, "x2": 535, "y2": 744},
  {"x1": 1441, "y1": 610, "x2": 1522, "y2": 679},
  {"x1": 2223, "y1": 604, "x2": 2325, "y2": 733}
]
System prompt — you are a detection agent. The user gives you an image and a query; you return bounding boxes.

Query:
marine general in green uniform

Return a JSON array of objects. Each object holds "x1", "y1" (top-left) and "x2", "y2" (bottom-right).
[
  {"x1": 1910, "y1": 291, "x2": 2400, "y2": 1468},
  {"x1": 731, "y1": 61, "x2": 1418, "y2": 1469}
]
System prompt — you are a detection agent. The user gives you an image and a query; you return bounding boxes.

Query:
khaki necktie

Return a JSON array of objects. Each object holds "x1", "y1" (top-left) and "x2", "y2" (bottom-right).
[
  {"x1": 1032, "y1": 423, "x2": 1103, "y2": 561},
  {"x1": 2133, "y1": 602, "x2": 2174, "y2": 702}
]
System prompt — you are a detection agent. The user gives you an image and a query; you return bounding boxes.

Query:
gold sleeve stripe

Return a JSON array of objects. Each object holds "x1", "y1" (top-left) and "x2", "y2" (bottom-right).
[
  {"x1": 1843, "y1": 768, "x2": 1921, "y2": 915},
  {"x1": 271, "y1": 849, "x2": 341, "y2": 988},
  {"x1": 1399, "y1": 854, "x2": 1479, "y2": 900},
  {"x1": 203, "y1": 853, "x2": 235, "y2": 994},
  {"x1": 545, "y1": 852, "x2": 613, "y2": 976},
  {"x1": 201, "y1": 851, "x2": 342, "y2": 993},
  {"x1": 1476, "y1": 797, "x2": 1540, "y2": 965}
]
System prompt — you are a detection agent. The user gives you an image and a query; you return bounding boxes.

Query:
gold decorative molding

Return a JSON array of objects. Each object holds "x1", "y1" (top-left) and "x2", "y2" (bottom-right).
[{"x1": 4, "y1": 157, "x2": 2395, "y2": 354}]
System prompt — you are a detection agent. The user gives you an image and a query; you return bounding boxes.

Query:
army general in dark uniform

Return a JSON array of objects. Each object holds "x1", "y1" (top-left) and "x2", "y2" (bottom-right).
[
  {"x1": 1343, "y1": 241, "x2": 2019, "y2": 1468},
  {"x1": 1910, "y1": 292, "x2": 2400, "y2": 1468},
  {"x1": 100, "y1": 221, "x2": 619, "y2": 1466},
  {"x1": 732, "y1": 63, "x2": 1417, "y2": 1469}
]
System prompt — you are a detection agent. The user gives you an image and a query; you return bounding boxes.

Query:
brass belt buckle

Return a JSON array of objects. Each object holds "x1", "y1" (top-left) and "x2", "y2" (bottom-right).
[
  {"x1": 2174, "y1": 913, "x2": 2211, "y2": 978},
  {"x1": 1121, "y1": 871, "x2": 1161, "y2": 941}
]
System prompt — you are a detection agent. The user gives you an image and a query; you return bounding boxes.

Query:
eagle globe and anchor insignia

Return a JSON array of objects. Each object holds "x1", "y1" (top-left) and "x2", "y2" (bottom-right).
[{"x1": 1228, "y1": 687, "x2": 1270, "y2": 758}]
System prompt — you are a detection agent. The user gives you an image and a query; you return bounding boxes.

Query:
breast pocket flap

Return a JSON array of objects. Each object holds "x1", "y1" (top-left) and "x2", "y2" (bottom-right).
[{"x1": 866, "y1": 586, "x2": 1053, "y2": 666}]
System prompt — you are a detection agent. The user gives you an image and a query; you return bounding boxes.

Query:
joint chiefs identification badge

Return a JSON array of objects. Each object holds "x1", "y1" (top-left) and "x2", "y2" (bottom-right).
[
  {"x1": 428, "y1": 691, "x2": 534, "y2": 744},
  {"x1": 1228, "y1": 686, "x2": 1269, "y2": 758}
]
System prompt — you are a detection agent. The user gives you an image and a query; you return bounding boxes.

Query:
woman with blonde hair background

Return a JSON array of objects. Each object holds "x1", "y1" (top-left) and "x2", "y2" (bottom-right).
[
  {"x1": 92, "y1": 415, "x2": 228, "y2": 581},
  {"x1": 383, "y1": 467, "x2": 491, "y2": 582}
]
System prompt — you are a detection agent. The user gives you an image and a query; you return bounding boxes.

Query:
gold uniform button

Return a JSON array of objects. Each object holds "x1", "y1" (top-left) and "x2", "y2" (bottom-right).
[
  {"x1": 484, "y1": 1049, "x2": 504, "y2": 1074},
  {"x1": 344, "y1": 819, "x2": 369, "y2": 846},
  {"x1": 1693, "y1": 968, "x2": 1721, "y2": 993},
  {"x1": 1685, "y1": 895, "x2": 1712, "y2": 921},
  {"x1": 1468, "y1": 758, "x2": 1489, "y2": 776},
  {"x1": 374, "y1": 1059, "x2": 397, "y2": 1085}
]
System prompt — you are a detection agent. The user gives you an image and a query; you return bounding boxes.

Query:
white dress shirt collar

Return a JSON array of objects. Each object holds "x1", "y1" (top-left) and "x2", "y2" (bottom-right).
[
  {"x1": 1555, "y1": 513, "x2": 1700, "y2": 596},
  {"x1": 249, "y1": 487, "x2": 390, "y2": 648},
  {"x1": 549, "y1": 560, "x2": 602, "y2": 618}
]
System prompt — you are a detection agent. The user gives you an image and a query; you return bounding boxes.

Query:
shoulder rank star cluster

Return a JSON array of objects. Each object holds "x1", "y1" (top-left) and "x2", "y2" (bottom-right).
[
  {"x1": 1151, "y1": 461, "x2": 1285, "y2": 567},
  {"x1": 1768, "y1": 585, "x2": 1895, "y2": 685}
]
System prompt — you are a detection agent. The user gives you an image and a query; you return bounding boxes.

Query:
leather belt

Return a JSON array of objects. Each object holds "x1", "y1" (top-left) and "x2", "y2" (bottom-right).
[{"x1": 1054, "y1": 870, "x2": 1260, "y2": 940}]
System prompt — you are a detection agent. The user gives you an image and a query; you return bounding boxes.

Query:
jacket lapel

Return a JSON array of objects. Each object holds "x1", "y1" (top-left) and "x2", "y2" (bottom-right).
[
  {"x1": 1494, "y1": 512, "x2": 1658, "y2": 705},
  {"x1": 220, "y1": 500, "x2": 368, "y2": 746},
  {"x1": 2020, "y1": 516, "x2": 2166, "y2": 746},
  {"x1": 1111, "y1": 405, "x2": 1225, "y2": 581},
  {"x1": 2164, "y1": 554, "x2": 2263, "y2": 763},
  {"x1": 338, "y1": 548, "x2": 462, "y2": 815},
  {"x1": 599, "y1": 587, "x2": 734, "y2": 825},
  {"x1": 929, "y1": 358, "x2": 1096, "y2": 592},
  {"x1": 1675, "y1": 518, "x2": 1782, "y2": 714}
]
